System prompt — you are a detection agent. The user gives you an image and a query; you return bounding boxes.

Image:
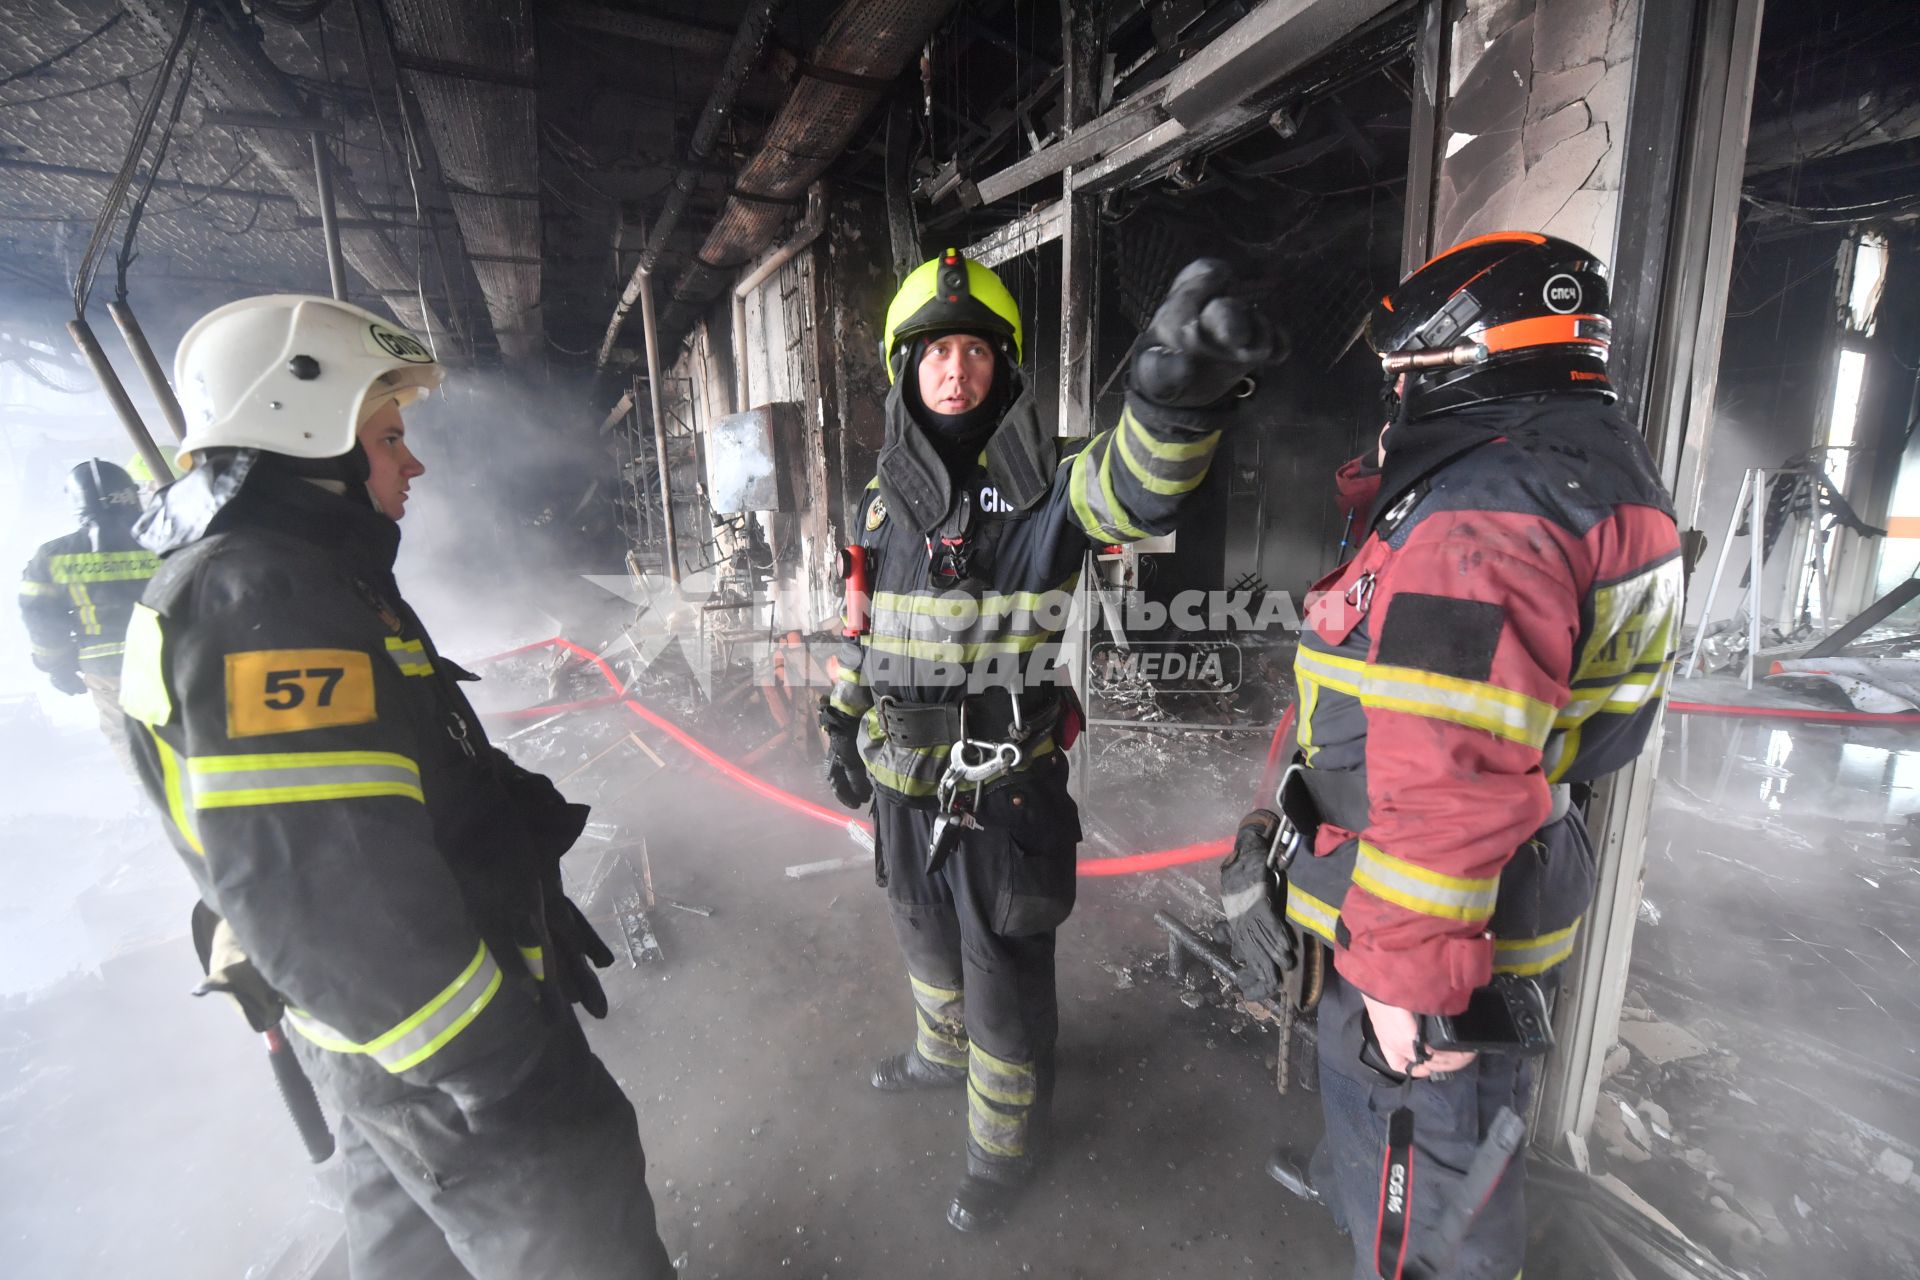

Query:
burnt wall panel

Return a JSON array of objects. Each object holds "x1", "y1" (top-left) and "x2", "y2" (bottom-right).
[{"x1": 1433, "y1": 0, "x2": 1640, "y2": 259}]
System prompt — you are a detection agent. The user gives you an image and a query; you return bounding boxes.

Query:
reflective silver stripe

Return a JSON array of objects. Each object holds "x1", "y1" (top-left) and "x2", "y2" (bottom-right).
[
  {"x1": 1220, "y1": 883, "x2": 1268, "y2": 920},
  {"x1": 909, "y1": 973, "x2": 967, "y2": 1068},
  {"x1": 1352, "y1": 842, "x2": 1498, "y2": 923},
  {"x1": 384, "y1": 637, "x2": 433, "y2": 676},
  {"x1": 1546, "y1": 784, "x2": 1572, "y2": 826},
  {"x1": 1285, "y1": 885, "x2": 1340, "y2": 944},
  {"x1": 967, "y1": 1043, "x2": 1036, "y2": 1158},
  {"x1": 1068, "y1": 434, "x2": 1152, "y2": 541},
  {"x1": 518, "y1": 945, "x2": 545, "y2": 981},
  {"x1": 1113, "y1": 407, "x2": 1217, "y2": 495},
  {"x1": 1493, "y1": 922, "x2": 1580, "y2": 975},
  {"x1": 187, "y1": 752, "x2": 424, "y2": 809},
  {"x1": 285, "y1": 944, "x2": 503, "y2": 1073},
  {"x1": 1359, "y1": 665, "x2": 1556, "y2": 747}
]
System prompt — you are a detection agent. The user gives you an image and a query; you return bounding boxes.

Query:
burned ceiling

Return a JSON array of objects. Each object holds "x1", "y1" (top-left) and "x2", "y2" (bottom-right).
[{"x1": 2, "y1": 0, "x2": 1915, "y2": 391}]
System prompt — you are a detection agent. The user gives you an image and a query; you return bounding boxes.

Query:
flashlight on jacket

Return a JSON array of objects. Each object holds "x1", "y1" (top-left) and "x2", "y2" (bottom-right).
[{"x1": 838, "y1": 545, "x2": 870, "y2": 637}]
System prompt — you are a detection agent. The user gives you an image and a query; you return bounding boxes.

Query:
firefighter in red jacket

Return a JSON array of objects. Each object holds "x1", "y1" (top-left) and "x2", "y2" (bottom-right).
[{"x1": 1226, "y1": 233, "x2": 1681, "y2": 1277}]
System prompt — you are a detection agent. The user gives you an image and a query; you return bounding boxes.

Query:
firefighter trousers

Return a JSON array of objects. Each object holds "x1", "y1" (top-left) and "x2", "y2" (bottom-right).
[
  {"x1": 874, "y1": 757, "x2": 1080, "y2": 1183},
  {"x1": 319, "y1": 1016, "x2": 675, "y2": 1279},
  {"x1": 1313, "y1": 969, "x2": 1530, "y2": 1280}
]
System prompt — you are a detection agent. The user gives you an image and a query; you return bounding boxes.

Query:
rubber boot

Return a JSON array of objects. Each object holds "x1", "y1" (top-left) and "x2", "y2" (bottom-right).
[
  {"x1": 870, "y1": 1050, "x2": 966, "y2": 1092},
  {"x1": 947, "y1": 1172, "x2": 1022, "y2": 1233}
]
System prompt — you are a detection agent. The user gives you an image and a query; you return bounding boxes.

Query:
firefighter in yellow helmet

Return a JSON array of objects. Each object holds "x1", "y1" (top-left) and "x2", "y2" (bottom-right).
[
  {"x1": 119, "y1": 295, "x2": 674, "y2": 1277},
  {"x1": 822, "y1": 250, "x2": 1277, "y2": 1231}
]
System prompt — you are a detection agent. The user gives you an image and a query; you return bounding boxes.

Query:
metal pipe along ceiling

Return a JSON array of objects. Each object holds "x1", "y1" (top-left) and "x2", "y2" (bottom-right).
[
  {"x1": 595, "y1": 0, "x2": 788, "y2": 369},
  {"x1": 383, "y1": 0, "x2": 543, "y2": 361},
  {"x1": 659, "y1": 0, "x2": 961, "y2": 338}
]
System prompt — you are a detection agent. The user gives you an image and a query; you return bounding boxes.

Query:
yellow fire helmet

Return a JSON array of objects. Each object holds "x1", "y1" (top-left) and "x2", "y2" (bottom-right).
[{"x1": 880, "y1": 249, "x2": 1023, "y2": 383}]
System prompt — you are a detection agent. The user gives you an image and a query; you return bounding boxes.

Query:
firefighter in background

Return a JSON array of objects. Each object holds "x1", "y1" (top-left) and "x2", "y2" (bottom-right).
[
  {"x1": 18, "y1": 459, "x2": 159, "y2": 769},
  {"x1": 1224, "y1": 233, "x2": 1681, "y2": 1277},
  {"x1": 822, "y1": 250, "x2": 1275, "y2": 1231},
  {"x1": 118, "y1": 295, "x2": 674, "y2": 1279}
]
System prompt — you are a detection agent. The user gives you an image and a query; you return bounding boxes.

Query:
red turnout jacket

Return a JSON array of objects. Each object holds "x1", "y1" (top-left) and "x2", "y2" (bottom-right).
[{"x1": 1286, "y1": 397, "x2": 1681, "y2": 1014}]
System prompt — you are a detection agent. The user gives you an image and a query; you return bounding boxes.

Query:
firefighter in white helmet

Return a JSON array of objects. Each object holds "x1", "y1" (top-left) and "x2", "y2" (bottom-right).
[{"x1": 119, "y1": 295, "x2": 675, "y2": 1278}]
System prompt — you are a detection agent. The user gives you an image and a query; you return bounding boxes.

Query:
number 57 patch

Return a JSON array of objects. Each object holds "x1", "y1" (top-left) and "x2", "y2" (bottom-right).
[{"x1": 226, "y1": 649, "x2": 377, "y2": 738}]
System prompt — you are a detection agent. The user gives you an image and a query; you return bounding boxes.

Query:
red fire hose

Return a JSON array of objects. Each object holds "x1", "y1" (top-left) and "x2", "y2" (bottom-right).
[{"x1": 478, "y1": 637, "x2": 1234, "y2": 876}]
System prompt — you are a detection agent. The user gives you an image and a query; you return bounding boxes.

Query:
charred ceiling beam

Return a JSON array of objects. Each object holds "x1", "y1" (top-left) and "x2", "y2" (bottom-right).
[
  {"x1": 383, "y1": 0, "x2": 545, "y2": 362},
  {"x1": 658, "y1": 0, "x2": 964, "y2": 343},
  {"x1": 119, "y1": 0, "x2": 454, "y2": 339},
  {"x1": 959, "y1": 0, "x2": 1410, "y2": 208},
  {"x1": 548, "y1": 0, "x2": 736, "y2": 55},
  {"x1": 1746, "y1": 91, "x2": 1920, "y2": 178},
  {"x1": 595, "y1": 0, "x2": 787, "y2": 369}
]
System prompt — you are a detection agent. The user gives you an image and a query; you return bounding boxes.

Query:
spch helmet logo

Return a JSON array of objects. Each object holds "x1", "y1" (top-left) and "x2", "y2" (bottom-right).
[
  {"x1": 367, "y1": 323, "x2": 433, "y2": 363},
  {"x1": 1542, "y1": 274, "x2": 1583, "y2": 314}
]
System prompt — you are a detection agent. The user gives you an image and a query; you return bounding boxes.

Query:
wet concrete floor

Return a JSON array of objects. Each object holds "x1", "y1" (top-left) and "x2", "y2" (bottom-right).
[{"x1": 0, "y1": 695, "x2": 1351, "y2": 1279}]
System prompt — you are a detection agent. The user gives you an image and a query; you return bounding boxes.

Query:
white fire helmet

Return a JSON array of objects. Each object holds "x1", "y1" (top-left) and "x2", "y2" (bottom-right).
[{"x1": 172, "y1": 295, "x2": 445, "y2": 468}]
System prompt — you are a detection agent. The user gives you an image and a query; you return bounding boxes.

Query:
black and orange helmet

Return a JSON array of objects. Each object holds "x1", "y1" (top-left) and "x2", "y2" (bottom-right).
[{"x1": 1367, "y1": 232, "x2": 1613, "y2": 420}]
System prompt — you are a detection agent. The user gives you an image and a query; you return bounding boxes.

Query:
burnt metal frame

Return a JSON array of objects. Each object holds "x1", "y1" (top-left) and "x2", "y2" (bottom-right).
[{"x1": 1531, "y1": 0, "x2": 1769, "y2": 1155}]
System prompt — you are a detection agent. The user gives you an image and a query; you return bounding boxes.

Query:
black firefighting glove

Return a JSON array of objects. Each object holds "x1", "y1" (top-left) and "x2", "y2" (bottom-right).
[
  {"x1": 1219, "y1": 809, "x2": 1296, "y2": 1004},
  {"x1": 545, "y1": 885, "x2": 615, "y2": 1019},
  {"x1": 820, "y1": 699, "x2": 873, "y2": 810},
  {"x1": 1131, "y1": 259, "x2": 1277, "y2": 413},
  {"x1": 49, "y1": 669, "x2": 86, "y2": 696}
]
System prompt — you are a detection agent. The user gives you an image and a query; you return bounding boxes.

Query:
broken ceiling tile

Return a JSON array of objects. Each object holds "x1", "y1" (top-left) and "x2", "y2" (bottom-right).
[
  {"x1": 1618, "y1": 1018, "x2": 1712, "y2": 1064},
  {"x1": 1512, "y1": 127, "x2": 1612, "y2": 224},
  {"x1": 1542, "y1": 189, "x2": 1613, "y2": 258}
]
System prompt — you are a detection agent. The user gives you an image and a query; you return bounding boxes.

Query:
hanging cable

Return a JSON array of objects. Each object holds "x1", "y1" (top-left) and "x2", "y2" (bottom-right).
[
  {"x1": 0, "y1": 10, "x2": 127, "y2": 89},
  {"x1": 114, "y1": 44, "x2": 197, "y2": 304},
  {"x1": 70, "y1": 2, "x2": 199, "y2": 319}
]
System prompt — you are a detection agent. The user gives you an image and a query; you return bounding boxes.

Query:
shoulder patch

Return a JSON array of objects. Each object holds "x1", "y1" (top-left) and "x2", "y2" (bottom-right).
[
  {"x1": 119, "y1": 604, "x2": 173, "y2": 727},
  {"x1": 225, "y1": 648, "x2": 377, "y2": 738},
  {"x1": 1374, "y1": 593, "x2": 1504, "y2": 681},
  {"x1": 866, "y1": 495, "x2": 888, "y2": 532}
]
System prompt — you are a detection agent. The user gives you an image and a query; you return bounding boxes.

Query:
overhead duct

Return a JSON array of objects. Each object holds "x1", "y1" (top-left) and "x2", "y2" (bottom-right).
[
  {"x1": 382, "y1": 0, "x2": 544, "y2": 362},
  {"x1": 659, "y1": 0, "x2": 960, "y2": 338}
]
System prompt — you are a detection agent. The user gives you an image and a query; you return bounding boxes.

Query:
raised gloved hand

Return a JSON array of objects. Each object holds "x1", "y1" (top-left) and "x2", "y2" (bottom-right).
[
  {"x1": 819, "y1": 699, "x2": 873, "y2": 810},
  {"x1": 1131, "y1": 259, "x2": 1277, "y2": 410},
  {"x1": 1219, "y1": 808, "x2": 1296, "y2": 1003},
  {"x1": 545, "y1": 889, "x2": 615, "y2": 1019},
  {"x1": 49, "y1": 669, "x2": 86, "y2": 696}
]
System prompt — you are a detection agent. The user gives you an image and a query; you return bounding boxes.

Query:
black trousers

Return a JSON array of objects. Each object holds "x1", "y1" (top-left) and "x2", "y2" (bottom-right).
[
  {"x1": 1313, "y1": 970, "x2": 1530, "y2": 1280},
  {"x1": 303, "y1": 1012, "x2": 675, "y2": 1279},
  {"x1": 874, "y1": 754, "x2": 1081, "y2": 1182}
]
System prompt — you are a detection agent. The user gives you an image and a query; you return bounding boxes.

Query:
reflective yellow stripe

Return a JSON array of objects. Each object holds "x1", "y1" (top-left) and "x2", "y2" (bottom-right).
[
  {"x1": 383, "y1": 636, "x2": 433, "y2": 677},
  {"x1": 910, "y1": 973, "x2": 967, "y2": 1068},
  {"x1": 187, "y1": 750, "x2": 424, "y2": 809},
  {"x1": 285, "y1": 943, "x2": 502, "y2": 1072},
  {"x1": 1285, "y1": 883, "x2": 1340, "y2": 944},
  {"x1": 1493, "y1": 921, "x2": 1580, "y2": 975},
  {"x1": 1069, "y1": 435, "x2": 1151, "y2": 542},
  {"x1": 1298, "y1": 645, "x2": 1554, "y2": 748},
  {"x1": 71, "y1": 583, "x2": 97, "y2": 632},
  {"x1": 47, "y1": 550, "x2": 159, "y2": 583},
  {"x1": 519, "y1": 945, "x2": 546, "y2": 981},
  {"x1": 79, "y1": 641, "x2": 126, "y2": 660},
  {"x1": 865, "y1": 629, "x2": 1058, "y2": 664},
  {"x1": 1114, "y1": 409, "x2": 1216, "y2": 495},
  {"x1": 871, "y1": 577, "x2": 1080, "y2": 620},
  {"x1": 18, "y1": 581, "x2": 63, "y2": 598},
  {"x1": 145, "y1": 726, "x2": 204, "y2": 856},
  {"x1": 1352, "y1": 841, "x2": 1498, "y2": 923},
  {"x1": 1361, "y1": 663, "x2": 1556, "y2": 747},
  {"x1": 967, "y1": 1042, "x2": 1036, "y2": 1106}
]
